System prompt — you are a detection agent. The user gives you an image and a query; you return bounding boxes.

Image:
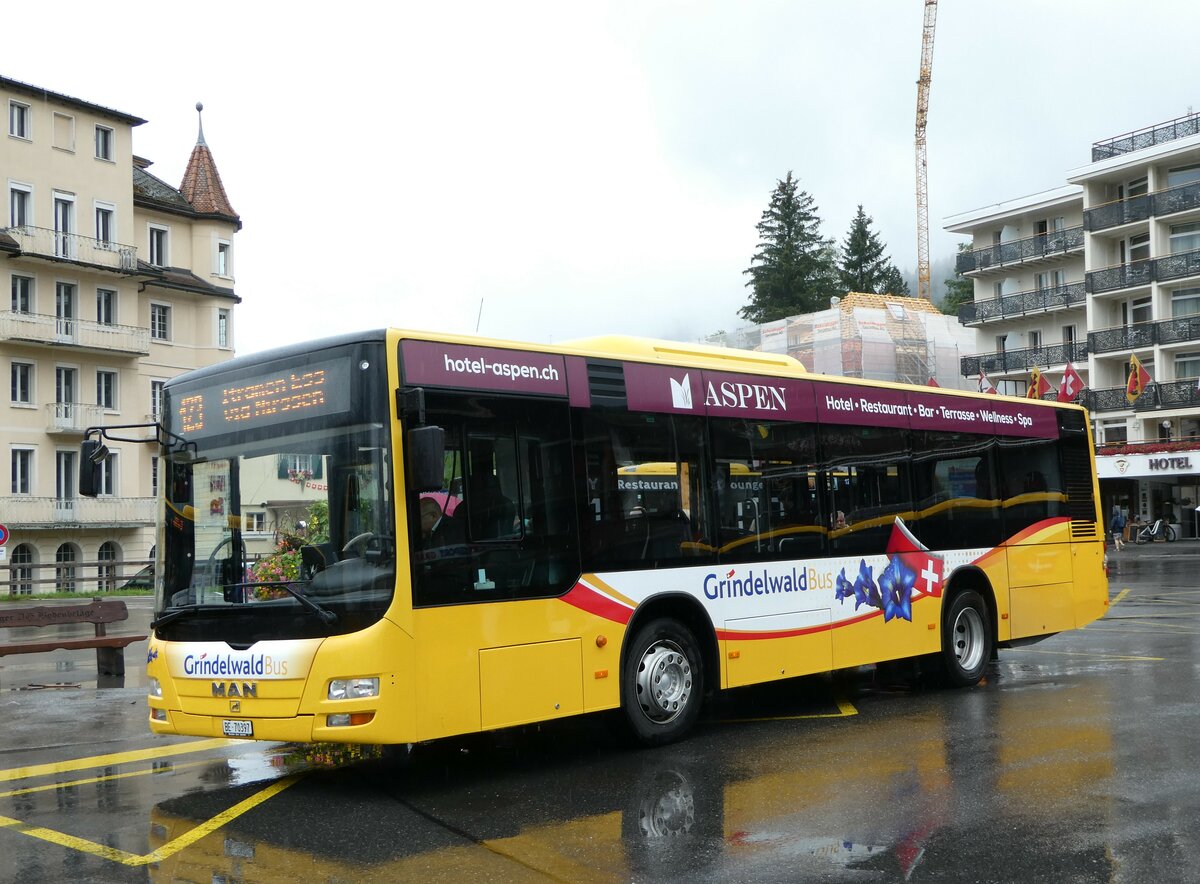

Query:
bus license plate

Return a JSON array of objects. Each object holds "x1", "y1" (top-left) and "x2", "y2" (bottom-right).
[{"x1": 222, "y1": 719, "x2": 253, "y2": 737}]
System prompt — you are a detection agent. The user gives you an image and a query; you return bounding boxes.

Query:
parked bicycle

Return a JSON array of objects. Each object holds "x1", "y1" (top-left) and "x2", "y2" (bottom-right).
[{"x1": 1133, "y1": 518, "x2": 1177, "y2": 544}]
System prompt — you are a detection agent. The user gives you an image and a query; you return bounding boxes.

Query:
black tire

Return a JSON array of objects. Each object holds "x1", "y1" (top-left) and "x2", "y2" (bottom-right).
[
  {"x1": 941, "y1": 589, "x2": 992, "y2": 687},
  {"x1": 1165, "y1": 525, "x2": 1177, "y2": 542},
  {"x1": 622, "y1": 617, "x2": 704, "y2": 746}
]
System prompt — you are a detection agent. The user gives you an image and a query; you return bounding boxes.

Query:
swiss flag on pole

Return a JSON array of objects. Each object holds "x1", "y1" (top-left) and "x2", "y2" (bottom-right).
[
  {"x1": 978, "y1": 370, "x2": 997, "y2": 395},
  {"x1": 1026, "y1": 366, "x2": 1053, "y2": 399},
  {"x1": 1126, "y1": 353, "x2": 1152, "y2": 403},
  {"x1": 1058, "y1": 361, "x2": 1084, "y2": 402}
]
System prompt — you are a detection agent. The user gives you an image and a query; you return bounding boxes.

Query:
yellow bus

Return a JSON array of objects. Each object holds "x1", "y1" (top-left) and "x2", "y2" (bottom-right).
[{"x1": 82, "y1": 330, "x2": 1108, "y2": 746}]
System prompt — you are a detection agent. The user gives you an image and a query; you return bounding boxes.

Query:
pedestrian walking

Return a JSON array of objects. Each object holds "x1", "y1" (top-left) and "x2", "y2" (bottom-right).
[{"x1": 1109, "y1": 505, "x2": 1126, "y2": 551}]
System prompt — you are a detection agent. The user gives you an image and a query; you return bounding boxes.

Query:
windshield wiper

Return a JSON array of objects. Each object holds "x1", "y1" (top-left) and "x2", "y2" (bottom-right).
[
  {"x1": 240, "y1": 581, "x2": 339, "y2": 625},
  {"x1": 151, "y1": 605, "x2": 221, "y2": 630}
]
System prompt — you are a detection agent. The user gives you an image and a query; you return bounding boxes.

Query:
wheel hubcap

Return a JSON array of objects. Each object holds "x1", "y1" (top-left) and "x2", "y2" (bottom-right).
[
  {"x1": 635, "y1": 639, "x2": 693, "y2": 724},
  {"x1": 952, "y1": 606, "x2": 985, "y2": 672}
]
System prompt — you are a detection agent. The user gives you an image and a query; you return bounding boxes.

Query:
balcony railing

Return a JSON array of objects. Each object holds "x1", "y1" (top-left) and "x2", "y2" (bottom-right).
[
  {"x1": 1092, "y1": 112, "x2": 1200, "y2": 161},
  {"x1": 960, "y1": 341, "x2": 1088, "y2": 377},
  {"x1": 957, "y1": 282, "x2": 1085, "y2": 325},
  {"x1": 1084, "y1": 182, "x2": 1200, "y2": 233},
  {"x1": 1087, "y1": 248, "x2": 1200, "y2": 295},
  {"x1": 3, "y1": 225, "x2": 138, "y2": 273},
  {"x1": 1083, "y1": 381, "x2": 1200, "y2": 413},
  {"x1": 0, "y1": 496, "x2": 156, "y2": 528},
  {"x1": 1088, "y1": 316, "x2": 1200, "y2": 354},
  {"x1": 1085, "y1": 259, "x2": 1154, "y2": 295},
  {"x1": 45, "y1": 402, "x2": 105, "y2": 434},
  {"x1": 0, "y1": 310, "x2": 150, "y2": 355},
  {"x1": 955, "y1": 226, "x2": 1084, "y2": 274}
]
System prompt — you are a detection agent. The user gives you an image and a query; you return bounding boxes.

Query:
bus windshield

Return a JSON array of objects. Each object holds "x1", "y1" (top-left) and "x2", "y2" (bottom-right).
[{"x1": 156, "y1": 339, "x2": 393, "y2": 642}]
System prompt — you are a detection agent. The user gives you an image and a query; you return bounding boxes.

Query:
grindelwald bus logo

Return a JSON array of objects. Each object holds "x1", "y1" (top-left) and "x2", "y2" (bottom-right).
[{"x1": 670, "y1": 374, "x2": 694, "y2": 409}]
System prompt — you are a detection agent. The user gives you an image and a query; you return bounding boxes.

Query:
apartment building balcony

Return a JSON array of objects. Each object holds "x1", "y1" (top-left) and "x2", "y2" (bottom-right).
[
  {"x1": 1088, "y1": 316, "x2": 1200, "y2": 355},
  {"x1": 0, "y1": 496, "x2": 156, "y2": 529},
  {"x1": 1087, "y1": 249, "x2": 1200, "y2": 295},
  {"x1": 45, "y1": 402, "x2": 106, "y2": 435},
  {"x1": 3, "y1": 225, "x2": 138, "y2": 274},
  {"x1": 1085, "y1": 380, "x2": 1200, "y2": 414},
  {"x1": 960, "y1": 341, "x2": 1088, "y2": 378},
  {"x1": 957, "y1": 282, "x2": 1085, "y2": 326},
  {"x1": 1084, "y1": 182, "x2": 1200, "y2": 232},
  {"x1": 0, "y1": 310, "x2": 150, "y2": 356},
  {"x1": 955, "y1": 226, "x2": 1084, "y2": 275},
  {"x1": 1091, "y1": 111, "x2": 1200, "y2": 161}
]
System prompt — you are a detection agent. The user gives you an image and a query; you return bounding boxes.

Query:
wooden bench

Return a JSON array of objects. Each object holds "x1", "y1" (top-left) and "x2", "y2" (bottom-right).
[{"x1": 0, "y1": 598, "x2": 148, "y2": 676}]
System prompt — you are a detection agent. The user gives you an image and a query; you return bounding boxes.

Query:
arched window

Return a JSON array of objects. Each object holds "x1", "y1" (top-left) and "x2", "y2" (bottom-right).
[
  {"x1": 9, "y1": 544, "x2": 36, "y2": 596},
  {"x1": 97, "y1": 541, "x2": 120, "y2": 592},
  {"x1": 55, "y1": 544, "x2": 78, "y2": 593}
]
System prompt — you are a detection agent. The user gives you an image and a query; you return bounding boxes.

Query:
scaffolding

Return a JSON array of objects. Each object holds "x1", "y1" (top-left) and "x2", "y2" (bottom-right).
[{"x1": 705, "y1": 293, "x2": 977, "y2": 389}]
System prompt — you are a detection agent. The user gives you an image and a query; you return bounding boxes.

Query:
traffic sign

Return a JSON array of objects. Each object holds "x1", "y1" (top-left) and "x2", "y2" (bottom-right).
[{"x1": 0, "y1": 523, "x2": 8, "y2": 546}]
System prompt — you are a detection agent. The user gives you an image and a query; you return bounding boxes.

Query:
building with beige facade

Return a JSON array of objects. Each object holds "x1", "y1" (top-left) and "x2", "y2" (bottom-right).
[
  {"x1": 2, "y1": 76, "x2": 241, "y2": 594},
  {"x1": 946, "y1": 111, "x2": 1200, "y2": 539}
]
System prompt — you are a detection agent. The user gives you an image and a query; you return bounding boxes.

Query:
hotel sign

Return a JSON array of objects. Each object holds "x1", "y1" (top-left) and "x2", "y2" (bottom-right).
[{"x1": 1097, "y1": 452, "x2": 1199, "y2": 479}]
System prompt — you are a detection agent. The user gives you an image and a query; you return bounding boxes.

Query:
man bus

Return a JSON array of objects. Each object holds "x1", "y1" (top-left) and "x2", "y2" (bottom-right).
[{"x1": 81, "y1": 330, "x2": 1108, "y2": 747}]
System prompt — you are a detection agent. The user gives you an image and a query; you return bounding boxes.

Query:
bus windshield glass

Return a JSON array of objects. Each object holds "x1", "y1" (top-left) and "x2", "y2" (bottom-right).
[{"x1": 156, "y1": 339, "x2": 393, "y2": 642}]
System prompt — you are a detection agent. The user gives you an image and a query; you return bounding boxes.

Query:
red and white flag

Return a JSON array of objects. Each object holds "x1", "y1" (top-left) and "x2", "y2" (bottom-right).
[
  {"x1": 1027, "y1": 366, "x2": 1054, "y2": 399},
  {"x1": 1058, "y1": 361, "x2": 1085, "y2": 402},
  {"x1": 978, "y1": 370, "x2": 997, "y2": 395},
  {"x1": 926, "y1": 376, "x2": 940, "y2": 387}
]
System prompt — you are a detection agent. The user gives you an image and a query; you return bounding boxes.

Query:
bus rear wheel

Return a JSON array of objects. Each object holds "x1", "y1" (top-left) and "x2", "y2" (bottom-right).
[
  {"x1": 622, "y1": 618, "x2": 704, "y2": 746},
  {"x1": 941, "y1": 590, "x2": 992, "y2": 687}
]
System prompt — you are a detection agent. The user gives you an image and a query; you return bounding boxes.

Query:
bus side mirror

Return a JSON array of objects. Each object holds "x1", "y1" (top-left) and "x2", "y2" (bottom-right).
[
  {"x1": 79, "y1": 439, "x2": 107, "y2": 497},
  {"x1": 407, "y1": 426, "x2": 445, "y2": 492}
]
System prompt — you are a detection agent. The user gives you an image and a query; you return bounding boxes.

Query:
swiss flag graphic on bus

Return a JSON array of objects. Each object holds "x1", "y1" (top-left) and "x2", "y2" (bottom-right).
[{"x1": 885, "y1": 518, "x2": 944, "y2": 599}]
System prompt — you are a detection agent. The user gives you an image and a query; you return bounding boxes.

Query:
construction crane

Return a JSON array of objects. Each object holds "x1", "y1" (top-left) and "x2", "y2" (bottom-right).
[{"x1": 914, "y1": 0, "x2": 938, "y2": 303}]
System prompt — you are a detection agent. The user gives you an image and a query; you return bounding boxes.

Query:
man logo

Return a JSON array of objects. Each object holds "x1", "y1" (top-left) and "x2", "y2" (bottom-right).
[{"x1": 670, "y1": 374, "x2": 694, "y2": 409}]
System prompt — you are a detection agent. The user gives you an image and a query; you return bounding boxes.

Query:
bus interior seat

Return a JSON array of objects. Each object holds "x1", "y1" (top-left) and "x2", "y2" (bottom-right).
[{"x1": 642, "y1": 511, "x2": 690, "y2": 560}]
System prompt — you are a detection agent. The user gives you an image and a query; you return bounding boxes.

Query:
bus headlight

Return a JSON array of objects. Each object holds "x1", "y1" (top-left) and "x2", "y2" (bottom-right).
[
  {"x1": 148, "y1": 677, "x2": 162, "y2": 699},
  {"x1": 328, "y1": 677, "x2": 379, "y2": 700}
]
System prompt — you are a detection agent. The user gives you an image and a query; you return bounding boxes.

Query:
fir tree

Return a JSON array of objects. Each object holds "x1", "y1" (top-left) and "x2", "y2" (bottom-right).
[
  {"x1": 878, "y1": 264, "x2": 911, "y2": 297},
  {"x1": 941, "y1": 242, "x2": 974, "y2": 315},
  {"x1": 837, "y1": 205, "x2": 910, "y2": 296},
  {"x1": 741, "y1": 172, "x2": 839, "y2": 323}
]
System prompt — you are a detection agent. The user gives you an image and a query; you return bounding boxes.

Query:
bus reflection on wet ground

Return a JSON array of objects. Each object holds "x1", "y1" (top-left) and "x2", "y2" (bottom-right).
[{"x1": 2, "y1": 547, "x2": 1198, "y2": 883}]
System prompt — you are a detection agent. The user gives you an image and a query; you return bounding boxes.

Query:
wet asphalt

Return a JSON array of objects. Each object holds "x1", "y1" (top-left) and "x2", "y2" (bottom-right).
[{"x1": 1, "y1": 542, "x2": 1199, "y2": 883}]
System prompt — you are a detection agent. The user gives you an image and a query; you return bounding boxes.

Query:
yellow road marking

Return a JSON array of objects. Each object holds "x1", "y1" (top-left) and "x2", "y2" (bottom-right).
[
  {"x1": 1111, "y1": 588, "x2": 1130, "y2": 606},
  {"x1": 1010, "y1": 648, "x2": 1163, "y2": 662},
  {"x1": 723, "y1": 696, "x2": 857, "y2": 723},
  {"x1": 0, "y1": 775, "x2": 302, "y2": 866},
  {"x1": 0, "y1": 760, "x2": 208, "y2": 799},
  {"x1": 0, "y1": 738, "x2": 239, "y2": 783}
]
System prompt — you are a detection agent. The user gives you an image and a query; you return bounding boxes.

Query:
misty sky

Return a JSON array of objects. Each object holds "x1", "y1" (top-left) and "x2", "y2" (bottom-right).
[{"x1": 8, "y1": 1, "x2": 1198, "y2": 354}]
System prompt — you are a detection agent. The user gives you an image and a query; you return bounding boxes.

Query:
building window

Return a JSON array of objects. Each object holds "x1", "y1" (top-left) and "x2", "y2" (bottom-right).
[
  {"x1": 56, "y1": 450, "x2": 76, "y2": 502},
  {"x1": 1125, "y1": 296, "x2": 1152, "y2": 326},
  {"x1": 97, "y1": 541, "x2": 119, "y2": 591},
  {"x1": 8, "y1": 101, "x2": 30, "y2": 139},
  {"x1": 95, "y1": 205, "x2": 114, "y2": 247},
  {"x1": 150, "y1": 379, "x2": 165, "y2": 419},
  {"x1": 11, "y1": 275, "x2": 32, "y2": 312},
  {"x1": 151, "y1": 456, "x2": 159, "y2": 498},
  {"x1": 150, "y1": 303, "x2": 170, "y2": 341},
  {"x1": 244, "y1": 512, "x2": 266, "y2": 533},
  {"x1": 56, "y1": 282, "x2": 76, "y2": 338},
  {"x1": 1101, "y1": 422, "x2": 1128, "y2": 445},
  {"x1": 218, "y1": 308, "x2": 230, "y2": 348},
  {"x1": 1176, "y1": 351, "x2": 1200, "y2": 381},
  {"x1": 53, "y1": 194, "x2": 74, "y2": 258},
  {"x1": 1167, "y1": 163, "x2": 1200, "y2": 189},
  {"x1": 11, "y1": 361, "x2": 33, "y2": 404},
  {"x1": 10, "y1": 544, "x2": 34, "y2": 595},
  {"x1": 97, "y1": 370, "x2": 117, "y2": 410},
  {"x1": 9, "y1": 184, "x2": 31, "y2": 227},
  {"x1": 55, "y1": 544, "x2": 77, "y2": 593},
  {"x1": 1169, "y1": 222, "x2": 1200, "y2": 256},
  {"x1": 217, "y1": 240, "x2": 232, "y2": 276},
  {"x1": 1171, "y1": 286, "x2": 1200, "y2": 318},
  {"x1": 96, "y1": 288, "x2": 116, "y2": 325},
  {"x1": 149, "y1": 225, "x2": 169, "y2": 266},
  {"x1": 94, "y1": 125, "x2": 113, "y2": 161},
  {"x1": 97, "y1": 452, "x2": 117, "y2": 496},
  {"x1": 1028, "y1": 330, "x2": 1042, "y2": 350},
  {"x1": 11, "y1": 448, "x2": 33, "y2": 495},
  {"x1": 995, "y1": 334, "x2": 1007, "y2": 354}
]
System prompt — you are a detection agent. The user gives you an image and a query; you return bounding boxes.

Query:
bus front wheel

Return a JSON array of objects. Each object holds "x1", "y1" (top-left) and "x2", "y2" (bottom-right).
[
  {"x1": 941, "y1": 590, "x2": 992, "y2": 687},
  {"x1": 622, "y1": 618, "x2": 704, "y2": 746}
]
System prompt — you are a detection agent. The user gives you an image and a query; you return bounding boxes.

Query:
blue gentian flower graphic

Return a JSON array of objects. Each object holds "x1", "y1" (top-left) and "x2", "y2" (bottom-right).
[
  {"x1": 835, "y1": 568, "x2": 854, "y2": 603},
  {"x1": 852, "y1": 559, "x2": 880, "y2": 611},
  {"x1": 879, "y1": 554, "x2": 915, "y2": 622}
]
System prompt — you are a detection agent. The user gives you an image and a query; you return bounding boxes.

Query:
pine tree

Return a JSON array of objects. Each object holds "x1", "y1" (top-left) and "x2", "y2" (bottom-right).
[
  {"x1": 941, "y1": 242, "x2": 974, "y2": 315},
  {"x1": 741, "y1": 172, "x2": 839, "y2": 323},
  {"x1": 837, "y1": 204, "x2": 910, "y2": 296}
]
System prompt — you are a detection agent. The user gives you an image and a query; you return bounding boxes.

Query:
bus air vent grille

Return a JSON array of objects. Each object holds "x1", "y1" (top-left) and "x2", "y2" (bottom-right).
[{"x1": 587, "y1": 360, "x2": 627, "y2": 408}]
